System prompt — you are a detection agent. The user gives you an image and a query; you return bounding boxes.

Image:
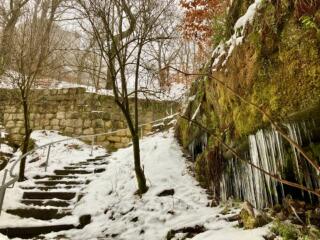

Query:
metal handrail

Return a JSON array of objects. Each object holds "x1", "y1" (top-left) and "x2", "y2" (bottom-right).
[{"x1": 0, "y1": 113, "x2": 178, "y2": 214}]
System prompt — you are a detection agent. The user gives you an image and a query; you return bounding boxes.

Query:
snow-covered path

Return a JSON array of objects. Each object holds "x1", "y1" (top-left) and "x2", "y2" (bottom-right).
[
  {"x1": 0, "y1": 130, "x2": 269, "y2": 239},
  {"x1": 43, "y1": 130, "x2": 268, "y2": 240}
]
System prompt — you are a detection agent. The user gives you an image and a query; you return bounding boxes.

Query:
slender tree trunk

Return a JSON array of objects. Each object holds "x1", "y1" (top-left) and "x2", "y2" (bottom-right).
[
  {"x1": 132, "y1": 133, "x2": 148, "y2": 194},
  {"x1": 19, "y1": 98, "x2": 31, "y2": 182},
  {"x1": 106, "y1": 67, "x2": 114, "y2": 89}
]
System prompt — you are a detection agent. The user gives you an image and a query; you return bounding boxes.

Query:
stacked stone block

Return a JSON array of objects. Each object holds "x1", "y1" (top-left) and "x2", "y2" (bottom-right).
[{"x1": 0, "y1": 88, "x2": 178, "y2": 150}]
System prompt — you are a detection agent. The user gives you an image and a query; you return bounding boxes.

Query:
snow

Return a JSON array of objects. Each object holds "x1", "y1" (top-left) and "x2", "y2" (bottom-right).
[
  {"x1": 188, "y1": 95, "x2": 196, "y2": 102},
  {"x1": 0, "y1": 126, "x2": 13, "y2": 155},
  {"x1": 51, "y1": 81, "x2": 187, "y2": 101},
  {"x1": 191, "y1": 103, "x2": 201, "y2": 121},
  {"x1": 0, "y1": 76, "x2": 187, "y2": 101},
  {"x1": 0, "y1": 130, "x2": 269, "y2": 239},
  {"x1": 234, "y1": 0, "x2": 262, "y2": 35},
  {"x1": 0, "y1": 144, "x2": 13, "y2": 155},
  {"x1": 212, "y1": 0, "x2": 262, "y2": 69},
  {"x1": 41, "y1": 130, "x2": 268, "y2": 240},
  {"x1": 0, "y1": 130, "x2": 107, "y2": 217},
  {"x1": 18, "y1": 130, "x2": 107, "y2": 178}
]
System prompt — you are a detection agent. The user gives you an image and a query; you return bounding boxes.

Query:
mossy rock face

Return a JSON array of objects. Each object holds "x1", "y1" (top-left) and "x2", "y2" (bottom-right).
[
  {"x1": 194, "y1": 152, "x2": 208, "y2": 188},
  {"x1": 239, "y1": 209, "x2": 270, "y2": 229},
  {"x1": 175, "y1": 0, "x2": 320, "y2": 208},
  {"x1": 207, "y1": 1, "x2": 320, "y2": 138}
]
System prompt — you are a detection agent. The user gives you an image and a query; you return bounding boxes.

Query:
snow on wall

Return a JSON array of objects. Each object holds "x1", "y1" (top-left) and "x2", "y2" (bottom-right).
[{"x1": 0, "y1": 88, "x2": 179, "y2": 150}]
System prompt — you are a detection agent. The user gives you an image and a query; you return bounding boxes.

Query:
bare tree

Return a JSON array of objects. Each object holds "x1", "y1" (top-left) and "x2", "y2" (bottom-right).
[
  {"x1": 140, "y1": 5, "x2": 181, "y2": 88},
  {"x1": 74, "y1": 37, "x2": 106, "y2": 90},
  {"x1": 140, "y1": 6, "x2": 203, "y2": 88},
  {"x1": 3, "y1": 0, "x2": 63, "y2": 181},
  {"x1": 0, "y1": 0, "x2": 30, "y2": 73},
  {"x1": 76, "y1": 0, "x2": 173, "y2": 194}
]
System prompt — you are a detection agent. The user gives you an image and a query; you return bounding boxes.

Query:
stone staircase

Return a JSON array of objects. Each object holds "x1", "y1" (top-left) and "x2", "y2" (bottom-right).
[{"x1": 0, "y1": 154, "x2": 110, "y2": 239}]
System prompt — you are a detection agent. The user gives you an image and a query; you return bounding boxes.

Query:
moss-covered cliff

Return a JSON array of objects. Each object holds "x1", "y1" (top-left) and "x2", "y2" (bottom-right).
[{"x1": 176, "y1": 0, "x2": 320, "y2": 206}]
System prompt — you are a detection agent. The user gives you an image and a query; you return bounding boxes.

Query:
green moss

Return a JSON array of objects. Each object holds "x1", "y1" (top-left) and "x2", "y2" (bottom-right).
[
  {"x1": 211, "y1": 13, "x2": 227, "y2": 46},
  {"x1": 208, "y1": 110, "x2": 219, "y2": 130},
  {"x1": 176, "y1": 118, "x2": 190, "y2": 148},
  {"x1": 231, "y1": 83, "x2": 279, "y2": 136},
  {"x1": 232, "y1": 104, "x2": 260, "y2": 136},
  {"x1": 310, "y1": 143, "x2": 320, "y2": 160},
  {"x1": 194, "y1": 152, "x2": 207, "y2": 187},
  {"x1": 239, "y1": 209, "x2": 270, "y2": 229},
  {"x1": 271, "y1": 220, "x2": 299, "y2": 240},
  {"x1": 240, "y1": 209, "x2": 256, "y2": 229},
  {"x1": 176, "y1": 0, "x2": 320, "y2": 200}
]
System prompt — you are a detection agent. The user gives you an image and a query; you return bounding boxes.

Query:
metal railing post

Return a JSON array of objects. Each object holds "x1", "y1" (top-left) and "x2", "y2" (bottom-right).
[
  {"x1": 45, "y1": 144, "x2": 52, "y2": 172},
  {"x1": 0, "y1": 169, "x2": 8, "y2": 215},
  {"x1": 90, "y1": 136, "x2": 95, "y2": 156}
]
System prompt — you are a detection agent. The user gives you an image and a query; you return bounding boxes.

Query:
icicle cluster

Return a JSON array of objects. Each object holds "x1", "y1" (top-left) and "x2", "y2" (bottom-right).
[{"x1": 220, "y1": 121, "x2": 320, "y2": 209}]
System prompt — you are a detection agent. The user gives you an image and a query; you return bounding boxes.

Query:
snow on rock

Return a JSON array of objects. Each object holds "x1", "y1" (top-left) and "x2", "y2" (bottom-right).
[
  {"x1": 212, "y1": 0, "x2": 262, "y2": 69},
  {"x1": 42, "y1": 130, "x2": 268, "y2": 240}
]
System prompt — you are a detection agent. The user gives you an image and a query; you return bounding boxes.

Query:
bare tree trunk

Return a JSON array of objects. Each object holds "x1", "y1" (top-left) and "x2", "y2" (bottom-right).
[
  {"x1": 106, "y1": 66, "x2": 114, "y2": 89},
  {"x1": 19, "y1": 97, "x2": 31, "y2": 182},
  {"x1": 132, "y1": 133, "x2": 148, "y2": 194}
]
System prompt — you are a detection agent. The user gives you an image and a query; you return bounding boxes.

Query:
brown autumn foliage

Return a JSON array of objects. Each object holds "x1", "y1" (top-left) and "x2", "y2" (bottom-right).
[
  {"x1": 180, "y1": 0, "x2": 224, "y2": 46},
  {"x1": 294, "y1": 0, "x2": 320, "y2": 19}
]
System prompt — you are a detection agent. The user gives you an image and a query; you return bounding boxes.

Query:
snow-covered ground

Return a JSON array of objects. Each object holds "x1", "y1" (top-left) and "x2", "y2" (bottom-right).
[
  {"x1": 0, "y1": 126, "x2": 13, "y2": 155},
  {"x1": 0, "y1": 130, "x2": 107, "y2": 182},
  {"x1": 0, "y1": 130, "x2": 107, "y2": 232},
  {"x1": 0, "y1": 130, "x2": 269, "y2": 239}
]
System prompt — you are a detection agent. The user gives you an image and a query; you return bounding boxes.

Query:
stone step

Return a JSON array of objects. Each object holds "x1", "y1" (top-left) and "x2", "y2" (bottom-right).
[
  {"x1": 54, "y1": 168, "x2": 105, "y2": 175},
  {"x1": 20, "y1": 185, "x2": 80, "y2": 191},
  {"x1": 6, "y1": 208, "x2": 71, "y2": 220},
  {"x1": 21, "y1": 199, "x2": 71, "y2": 207},
  {"x1": 0, "y1": 224, "x2": 75, "y2": 239},
  {"x1": 86, "y1": 158, "x2": 106, "y2": 162},
  {"x1": 0, "y1": 215, "x2": 91, "y2": 239},
  {"x1": 70, "y1": 161, "x2": 107, "y2": 166},
  {"x1": 34, "y1": 180, "x2": 88, "y2": 186},
  {"x1": 34, "y1": 175, "x2": 79, "y2": 180},
  {"x1": 95, "y1": 154, "x2": 110, "y2": 158},
  {"x1": 64, "y1": 166, "x2": 88, "y2": 170},
  {"x1": 23, "y1": 191, "x2": 77, "y2": 200}
]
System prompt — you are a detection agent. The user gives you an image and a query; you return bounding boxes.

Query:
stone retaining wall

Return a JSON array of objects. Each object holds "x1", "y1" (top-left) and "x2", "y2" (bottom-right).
[{"x1": 0, "y1": 88, "x2": 178, "y2": 150}]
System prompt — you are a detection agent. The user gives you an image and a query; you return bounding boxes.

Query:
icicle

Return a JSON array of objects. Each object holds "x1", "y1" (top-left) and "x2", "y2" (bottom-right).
[
  {"x1": 219, "y1": 121, "x2": 320, "y2": 209},
  {"x1": 285, "y1": 123, "x2": 302, "y2": 184}
]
